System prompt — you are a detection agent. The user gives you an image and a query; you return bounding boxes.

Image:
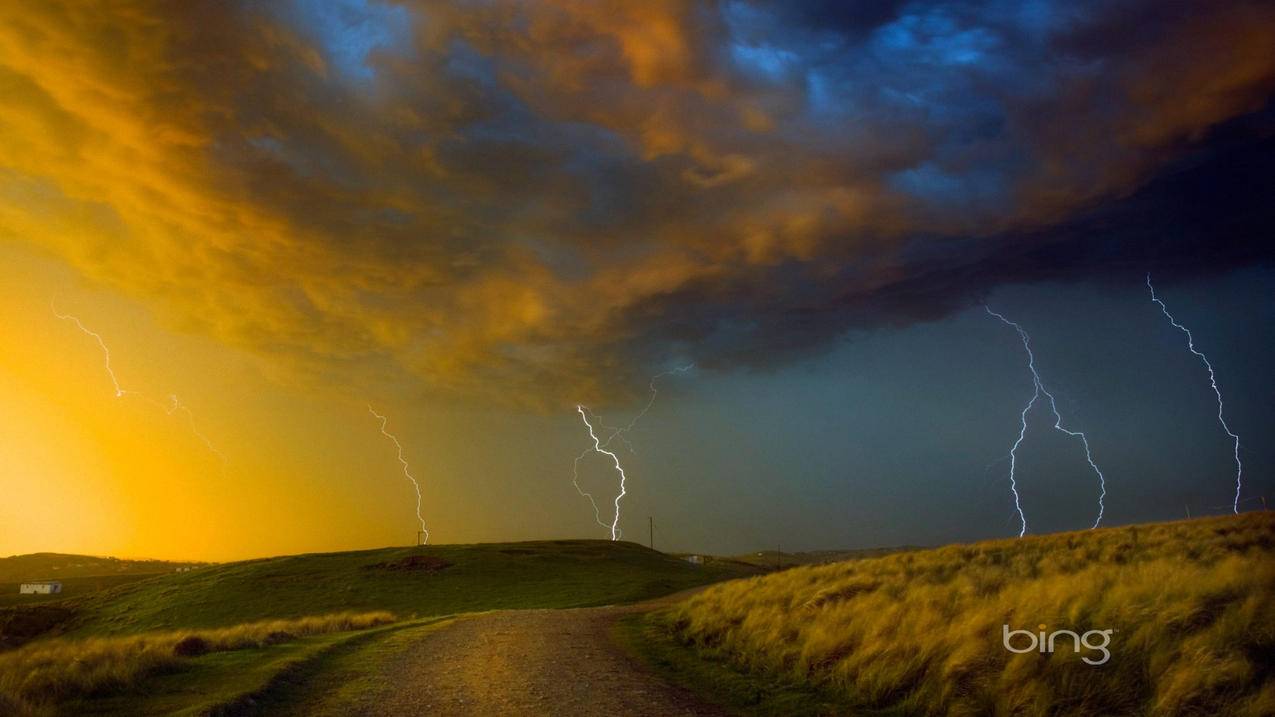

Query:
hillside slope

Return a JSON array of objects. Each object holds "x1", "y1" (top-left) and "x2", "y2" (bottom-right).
[
  {"x1": 0, "y1": 553, "x2": 206, "y2": 582},
  {"x1": 661, "y1": 513, "x2": 1275, "y2": 717},
  {"x1": 54, "y1": 539, "x2": 755, "y2": 638}
]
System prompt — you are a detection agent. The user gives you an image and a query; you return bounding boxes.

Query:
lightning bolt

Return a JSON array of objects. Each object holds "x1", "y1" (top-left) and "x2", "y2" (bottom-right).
[
  {"x1": 52, "y1": 303, "x2": 124, "y2": 397},
  {"x1": 572, "y1": 365, "x2": 693, "y2": 540},
  {"x1": 576, "y1": 406, "x2": 627, "y2": 541},
  {"x1": 165, "y1": 395, "x2": 227, "y2": 464},
  {"x1": 53, "y1": 302, "x2": 225, "y2": 464},
  {"x1": 368, "y1": 407, "x2": 429, "y2": 543},
  {"x1": 1003, "y1": 358, "x2": 1036, "y2": 538},
  {"x1": 1146, "y1": 274, "x2": 1243, "y2": 513},
  {"x1": 571, "y1": 408, "x2": 615, "y2": 536},
  {"x1": 986, "y1": 307, "x2": 1108, "y2": 533}
]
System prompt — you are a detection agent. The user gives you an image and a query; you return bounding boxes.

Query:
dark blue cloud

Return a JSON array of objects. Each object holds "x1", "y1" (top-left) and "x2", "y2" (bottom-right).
[{"x1": 288, "y1": 0, "x2": 411, "y2": 81}]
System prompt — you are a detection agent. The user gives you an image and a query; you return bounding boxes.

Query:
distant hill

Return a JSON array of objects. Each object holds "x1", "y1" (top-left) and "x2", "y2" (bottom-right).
[
  {"x1": 0, "y1": 553, "x2": 208, "y2": 582},
  {"x1": 0, "y1": 540, "x2": 759, "y2": 648},
  {"x1": 0, "y1": 554, "x2": 212, "y2": 614},
  {"x1": 728, "y1": 545, "x2": 920, "y2": 568}
]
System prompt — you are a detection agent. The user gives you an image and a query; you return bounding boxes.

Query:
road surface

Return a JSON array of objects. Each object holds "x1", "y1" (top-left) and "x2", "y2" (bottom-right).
[{"x1": 368, "y1": 601, "x2": 726, "y2": 716}]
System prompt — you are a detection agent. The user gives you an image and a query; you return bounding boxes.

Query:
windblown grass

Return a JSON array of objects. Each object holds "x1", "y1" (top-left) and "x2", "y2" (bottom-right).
[
  {"x1": 665, "y1": 513, "x2": 1275, "y2": 716},
  {"x1": 0, "y1": 611, "x2": 394, "y2": 715}
]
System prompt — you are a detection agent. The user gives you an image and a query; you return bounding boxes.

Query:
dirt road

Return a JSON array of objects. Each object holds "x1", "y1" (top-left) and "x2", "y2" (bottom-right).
[{"x1": 369, "y1": 601, "x2": 727, "y2": 716}]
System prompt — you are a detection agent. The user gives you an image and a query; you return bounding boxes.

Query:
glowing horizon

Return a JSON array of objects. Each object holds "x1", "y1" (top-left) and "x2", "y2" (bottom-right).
[{"x1": 2, "y1": 1, "x2": 1272, "y2": 562}]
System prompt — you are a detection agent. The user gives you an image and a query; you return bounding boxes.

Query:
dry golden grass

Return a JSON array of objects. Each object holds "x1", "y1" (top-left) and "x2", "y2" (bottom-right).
[
  {"x1": 0, "y1": 610, "x2": 395, "y2": 715},
  {"x1": 666, "y1": 513, "x2": 1275, "y2": 716}
]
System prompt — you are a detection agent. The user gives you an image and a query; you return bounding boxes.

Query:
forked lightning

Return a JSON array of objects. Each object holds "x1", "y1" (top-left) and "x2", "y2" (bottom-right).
[
  {"x1": 573, "y1": 365, "x2": 692, "y2": 540},
  {"x1": 987, "y1": 307, "x2": 1107, "y2": 534},
  {"x1": 53, "y1": 302, "x2": 225, "y2": 464}
]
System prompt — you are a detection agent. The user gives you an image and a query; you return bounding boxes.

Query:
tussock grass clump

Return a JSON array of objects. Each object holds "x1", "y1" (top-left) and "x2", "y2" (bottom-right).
[
  {"x1": 666, "y1": 513, "x2": 1275, "y2": 716},
  {"x1": 0, "y1": 611, "x2": 394, "y2": 714}
]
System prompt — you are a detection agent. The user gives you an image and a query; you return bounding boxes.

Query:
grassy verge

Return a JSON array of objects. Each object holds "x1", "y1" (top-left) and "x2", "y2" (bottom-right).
[
  {"x1": 236, "y1": 617, "x2": 458, "y2": 716},
  {"x1": 616, "y1": 611, "x2": 857, "y2": 717},
  {"x1": 60, "y1": 634, "x2": 346, "y2": 716},
  {"x1": 16, "y1": 618, "x2": 451, "y2": 716},
  {"x1": 0, "y1": 612, "x2": 395, "y2": 715}
]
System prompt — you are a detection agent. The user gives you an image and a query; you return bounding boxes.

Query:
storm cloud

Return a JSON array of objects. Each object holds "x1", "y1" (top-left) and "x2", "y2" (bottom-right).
[{"x1": 1, "y1": 0, "x2": 1272, "y2": 405}]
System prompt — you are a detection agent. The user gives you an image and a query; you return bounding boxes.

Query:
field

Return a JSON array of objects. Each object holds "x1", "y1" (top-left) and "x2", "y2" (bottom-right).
[
  {"x1": 654, "y1": 512, "x2": 1275, "y2": 716},
  {"x1": 0, "y1": 576, "x2": 162, "y2": 609},
  {"x1": 0, "y1": 540, "x2": 757, "y2": 714}
]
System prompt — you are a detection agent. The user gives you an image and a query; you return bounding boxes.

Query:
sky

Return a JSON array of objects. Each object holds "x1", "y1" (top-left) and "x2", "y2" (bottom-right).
[{"x1": 1, "y1": 0, "x2": 1272, "y2": 561}]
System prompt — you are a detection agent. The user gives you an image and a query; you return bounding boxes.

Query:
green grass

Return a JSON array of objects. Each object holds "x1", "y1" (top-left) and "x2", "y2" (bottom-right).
[
  {"x1": 55, "y1": 540, "x2": 753, "y2": 638},
  {"x1": 0, "y1": 575, "x2": 161, "y2": 608},
  {"x1": 0, "y1": 554, "x2": 207, "y2": 583},
  {"x1": 0, "y1": 612, "x2": 397, "y2": 716},
  {"x1": 52, "y1": 620, "x2": 440, "y2": 717},
  {"x1": 57, "y1": 634, "x2": 349, "y2": 716},
  {"x1": 235, "y1": 617, "x2": 458, "y2": 716},
  {"x1": 616, "y1": 611, "x2": 860, "y2": 717},
  {"x1": 658, "y1": 513, "x2": 1275, "y2": 717}
]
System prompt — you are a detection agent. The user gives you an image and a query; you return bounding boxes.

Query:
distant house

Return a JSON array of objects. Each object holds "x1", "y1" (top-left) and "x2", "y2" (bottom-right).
[
  {"x1": 19, "y1": 581, "x2": 62, "y2": 595},
  {"x1": 685, "y1": 555, "x2": 703, "y2": 565}
]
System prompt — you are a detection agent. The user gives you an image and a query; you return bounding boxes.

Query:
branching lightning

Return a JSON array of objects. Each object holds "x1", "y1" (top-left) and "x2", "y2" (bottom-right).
[
  {"x1": 572, "y1": 365, "x2": 692, "y2": 540},
  {"x1": 571, "y1": 407, "x2": 614, "y2": 536},
  {"x1": 1041, "y1": 390, "x2": 1107, "y2": 529},
  {"x1": 53, "y1": 302, "x2": 225, "y2": 464},
  {"x1": 576, "y1": 406, "x2": 627, "y2": 540},
  {"x1": 986, "y1": 307, "x2": 1108, "y2": 534},
  {"x1": 1146, "y1": 273, "x2": 1243, "y2": 513},
  {"x1": 368, "y1": 407, "x2": 429, "y2": 543}
]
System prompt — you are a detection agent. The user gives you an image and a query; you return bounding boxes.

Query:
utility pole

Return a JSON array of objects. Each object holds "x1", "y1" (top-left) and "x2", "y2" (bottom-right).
[
  {"x1": 776, "y1": 544, "x2": 781, "y2": 571},
  {"x1": 1262, "y1": 496, "x2": 1268, "y2": 511},
  {"x1": 1185, "y1": 504, "x2": 1191, "y2": 519},
  {"x1": 649, "y1": 516, "x2": 654, "y2": 550}
]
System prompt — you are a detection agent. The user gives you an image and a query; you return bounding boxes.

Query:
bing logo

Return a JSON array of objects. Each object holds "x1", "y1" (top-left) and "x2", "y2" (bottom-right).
[{"x1": 1003, "y1": 624, "x2": 1113, "y2": 665}]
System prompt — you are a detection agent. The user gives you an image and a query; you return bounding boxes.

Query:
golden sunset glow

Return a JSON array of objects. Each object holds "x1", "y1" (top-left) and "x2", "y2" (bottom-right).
[{"x1": 2, "y1": 0, "x2": 1273, "y2": 562}]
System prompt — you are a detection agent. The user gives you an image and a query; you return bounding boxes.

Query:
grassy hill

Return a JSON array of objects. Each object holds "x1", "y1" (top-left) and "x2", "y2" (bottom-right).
[
  {"x1": 651, "y1": 512, "x2": 1275, "y2": 717},
  {"x1": 3, "y1": 540, "x2": 755, "y2": 644},
  {"x1": 0, "y1": 553, "x2": 210, "y2": 610},
  {"x1": 0, "y1": 553, "x2": 207, "y2": 583}
]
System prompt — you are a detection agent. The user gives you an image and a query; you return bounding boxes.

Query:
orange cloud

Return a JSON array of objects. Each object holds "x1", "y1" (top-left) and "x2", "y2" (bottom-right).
[{"x1": 0, "y1": 0, "x2": 1272, "y2": 407}]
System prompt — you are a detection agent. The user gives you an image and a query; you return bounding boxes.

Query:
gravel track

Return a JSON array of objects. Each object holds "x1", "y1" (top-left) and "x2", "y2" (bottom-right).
[{"x1": 371, "y1": 600, "x2": 726, "y2": 716}]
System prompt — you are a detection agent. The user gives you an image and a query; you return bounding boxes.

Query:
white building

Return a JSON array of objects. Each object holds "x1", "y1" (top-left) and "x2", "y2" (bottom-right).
[
  {"x1": 685, "y1": 555, "x2": 703, "y2": 565},
  {"x1": 19, "y1": 581, "x2": 62, "y2": 595}
]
